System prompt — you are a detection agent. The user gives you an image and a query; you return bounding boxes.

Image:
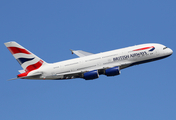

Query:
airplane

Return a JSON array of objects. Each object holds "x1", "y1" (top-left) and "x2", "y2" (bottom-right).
[{"x1": 4, "y1": 41, "x2": 173, "y2": 80}]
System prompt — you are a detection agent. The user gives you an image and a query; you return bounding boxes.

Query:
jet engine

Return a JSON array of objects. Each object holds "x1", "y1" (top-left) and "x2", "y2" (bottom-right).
[
  {"x1": 83, "y1": 70, "x2": 99, "y2": 80},
  {"x1": 105, "y1": 66, "x2": 120, "y2": 76}
]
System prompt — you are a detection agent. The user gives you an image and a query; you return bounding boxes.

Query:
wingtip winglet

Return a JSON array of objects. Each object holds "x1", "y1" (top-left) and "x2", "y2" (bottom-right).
[{"x1": 70, "y1": 49, "x2": 74, "y2": 54}]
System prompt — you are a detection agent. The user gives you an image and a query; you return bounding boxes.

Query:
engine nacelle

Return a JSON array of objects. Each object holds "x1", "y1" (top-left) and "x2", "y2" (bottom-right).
[
  {"x1": 84, "y1": 70, "x2": 99, "y2": 80},
  {"x1": 105, "y1": 66, "x2": 120, "y2": 76}
]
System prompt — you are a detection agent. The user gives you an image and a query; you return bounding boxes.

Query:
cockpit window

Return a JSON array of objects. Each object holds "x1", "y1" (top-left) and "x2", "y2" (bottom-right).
[{"x1": 163, "y1": 47, "x2": 168, "y2": 50}]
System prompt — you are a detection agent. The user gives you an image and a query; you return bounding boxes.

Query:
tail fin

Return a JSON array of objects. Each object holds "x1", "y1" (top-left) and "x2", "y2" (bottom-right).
[{"x1": 4, "y1": 41, "x2": 47, "y2": 72}]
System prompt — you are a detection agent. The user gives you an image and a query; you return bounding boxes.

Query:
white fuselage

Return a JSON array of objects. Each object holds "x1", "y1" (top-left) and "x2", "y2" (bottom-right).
[{"x1": 28, "y1": 43, "x2": 173, "y2": 80}]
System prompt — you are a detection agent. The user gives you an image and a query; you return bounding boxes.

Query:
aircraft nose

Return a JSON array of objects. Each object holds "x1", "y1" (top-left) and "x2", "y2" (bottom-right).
[{"x1": 168, "y1": 48, "x2": 173, "y2": 55}]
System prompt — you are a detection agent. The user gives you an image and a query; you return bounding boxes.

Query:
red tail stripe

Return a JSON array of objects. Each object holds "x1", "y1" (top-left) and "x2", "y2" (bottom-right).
[
  {"x1": 25, "y1": 60, "x2": 44, "y2": 72},
  {"x1": 17, "y1": 72, "x2": 29, "y2": 78},
  {"x1": 7, "y1": 47, "x2": 31, "y2": 54},
  {"x1": 133, "y1": 46, "x2": 153, "y2": 51}
]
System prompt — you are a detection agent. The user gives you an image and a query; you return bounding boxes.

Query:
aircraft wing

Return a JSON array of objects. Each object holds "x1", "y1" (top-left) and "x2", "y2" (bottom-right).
[
  {"x1": 54, "y1": 66, "x2": 115, "y2": 79},
  {"x1": 70, "y1": 49, "x2": 94, "y2": 57},
  {"x1": 54, "y1": 62, "x2": 131, "y2": 79}
]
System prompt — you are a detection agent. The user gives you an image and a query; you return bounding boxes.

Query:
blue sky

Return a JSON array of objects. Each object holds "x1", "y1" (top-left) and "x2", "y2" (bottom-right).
[{"x1": 0, "y1": 0, "x2": 176, "y2": 120}]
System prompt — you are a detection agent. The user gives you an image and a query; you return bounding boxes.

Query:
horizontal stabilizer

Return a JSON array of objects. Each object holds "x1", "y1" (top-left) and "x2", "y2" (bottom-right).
[
  {"x1": 8, "y1": 72, "x2": 42, "y2": 81},
  {"x1": 18, "y1": 70, "x2": 25, "y2": 73}
]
